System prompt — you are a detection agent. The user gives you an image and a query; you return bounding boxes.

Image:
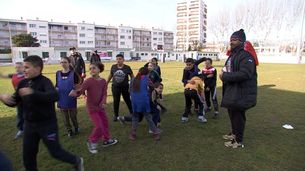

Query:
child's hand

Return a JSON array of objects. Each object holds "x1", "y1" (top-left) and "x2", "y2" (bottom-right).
[
  {"x1": 69, "y1": 90, "x2": 78, "y2": 97},
  {"x1": 0, "y1": 94, "x2": 16, "y2": 106},
  {"x1": 19, "y1": 88, "x2": 33, "y2": 97}
]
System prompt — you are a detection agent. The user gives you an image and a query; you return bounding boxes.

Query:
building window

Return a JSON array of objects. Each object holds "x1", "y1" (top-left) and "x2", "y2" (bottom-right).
[
  {"x1": 42, "y1": 52, "x2": 49, "y2": 58},
  {"x1": 64, "y1": 26, "x2": 68, "y2": 30},
  {"x1": 40, "y1": 40, "x2": 47, "y2": 43},
  {"x1": 79, "y1": 33, "x2": 85, "y2": 37},
  {"x1": 158, "y1": 38, "x2": 162, "y2": 41},
  {"x1": 60, "y1": 52, "x2": 67, "y2": 57},
  {"x1": 120, "y1": 35, "x2": 125, "y2": 39},
  {"x1": 87, "y1": 28, "x2": 93, "y2": 31},
  {"x1": 121, "y1": 29, "x2": 125, "y2": 33},
  {"x1": 153, "y1": 32, "x2": 157, "y2": 35},
  {"x1": 29, "y1": 24, "x2": 36, "y2": 28},
  {"x1": 81, "y1": 27, "x2": 85, "y2": 30},
  {"x1": 79, "y1": 41, "x2": 85, "y2": 44},
  {"x1": 106, "y1": 42, "x2": 110, "y2": 45},
  {"x1": 153, "y1": 38, "x2": 157, "y2": 40},
  {"x1": 107, "y1": 52, "x2": 112, "y2": 57},
  {"x1": 88, "y1": 41, "x2": 93, "y2": 44},
  {"x1": 30, "y1": 32, "x2": 37, "y2": 36},
  {"x1": 39, "y1": 26, "x2": 46, "y2": 28},
  {"x1": 158, "y1": 32, "x2": 163, "y2": 35},
  {"x1": 40, "y1": 33, "x2": 47, "y2": 36},
  {"x1": 120, "y1": 42, "x2": 125, "y2": 45},
  {"x1": 128, "y1": 36, "x2": 131, "y2": 39},
  {"x1": 22, "y1": 51, "x2": 28, "y2": 58}
]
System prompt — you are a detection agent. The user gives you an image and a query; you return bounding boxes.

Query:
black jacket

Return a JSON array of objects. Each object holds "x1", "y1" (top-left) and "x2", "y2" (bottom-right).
[
  {"x1": 181, "y1": 57, "x2": 206, "y2": 86},
  {"x1": 13, "y1": 74, "x2": 58, "y2": 122},
  {"x1": 69, "y1": 52, "x2": 86, "y2": 76},
  {"x1": 221, "y1": 45, "x2": 257, "y2": 110},
  {"x1": 90, "y1": 53, "x2": 101, "y2": 64}
]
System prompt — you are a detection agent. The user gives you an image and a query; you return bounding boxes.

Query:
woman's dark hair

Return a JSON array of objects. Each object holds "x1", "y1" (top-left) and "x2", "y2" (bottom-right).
[
  {"x1": 61, "y1": 56, "x2": 71, "y2": 63},
  {"x1": 132, "y1": 67, "x2": 149, "y2": 92},
  {"x1": 151, "y1": 57, "x2": 158, "y2": 65},
  {"x1": 91, "y1": 62, "x2": 104, "y2": 73}
]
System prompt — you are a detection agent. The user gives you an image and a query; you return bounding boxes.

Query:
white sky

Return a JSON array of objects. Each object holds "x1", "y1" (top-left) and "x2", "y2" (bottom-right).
[{"x1": 0, "y1": 0, "x2": 242, "y2": 30}]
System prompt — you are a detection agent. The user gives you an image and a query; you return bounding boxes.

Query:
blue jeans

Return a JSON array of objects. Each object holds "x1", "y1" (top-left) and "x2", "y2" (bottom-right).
[
  {"x1": 132, "y1": 112, "x2": 159, "y2": 133},
  {"x1": 0, "y1": 151, "x2": 12, "y2": 171}
]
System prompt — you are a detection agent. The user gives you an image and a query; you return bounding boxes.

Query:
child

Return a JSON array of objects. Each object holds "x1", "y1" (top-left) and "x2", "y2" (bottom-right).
[
  {"x1": 181, "y1": 57, "x2": 206, "y2": 86},
  {"x1": 151, "y1": 82, "x2": 166, "y2": 129},
  {"x1": 55, "y1": 57, "x2": 81, "y2": 137},
  {"x1": 107, "y1": 54, "x2": 134, "y2": 121},
  {"x1": 147, "y1": 62, "x2": 162, "y2": 84},
  {"x1": 181, "y1": 76, "x2": 207, "y2": 123},
  {"x1": 0, "y1": 55, "x2": 84, "y2": 171},
  {"x1": 202, "y1": 58, "x2": 219, "y2": 118},
  {"x1": 129, "y1": 67, "x2": 161, "y2": 141},
  {"x1": 0, "y1": 62, "x2": 25, "y2": 139},
  {"x1": 70, "y1": 62, "x2": 118, "y2": 154}
]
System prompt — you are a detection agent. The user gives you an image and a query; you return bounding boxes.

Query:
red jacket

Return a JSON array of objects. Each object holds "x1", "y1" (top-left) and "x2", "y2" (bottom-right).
[{"x1": 227, "y1": 41, "x2": 259, "y2": 66}]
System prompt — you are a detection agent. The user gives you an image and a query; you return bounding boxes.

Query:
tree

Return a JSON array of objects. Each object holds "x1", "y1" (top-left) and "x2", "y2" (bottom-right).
[{"x1": 12, "y1": 34, "x2": 40, "y2": 47}]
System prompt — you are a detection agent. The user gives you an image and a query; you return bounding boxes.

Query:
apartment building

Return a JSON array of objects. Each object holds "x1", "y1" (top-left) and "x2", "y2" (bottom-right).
[
  {"x1": 77, "y1": 22, "x2": 95, "y2": 48},
  {"x1": 164, "y1": 31, "x2": 174, "y2": 51},
  {"x1": 27, "y1": 19, "x2": 49, "y2": 47},
  {"x1": 0, "y1": 19, "x2": 27, "y2": 48},
  {"x1": 118, "y1": 26, "x2": 133, "y2": 49},
  {"x1": 49, "y1": 22, "x2": 78, "y2": 48},
  {"x1": 133, "y1": 28, "x2": 151, "y2": 51},
  {"x1": 0, "y1": 18, "x2": 174, "y2": 52},
  {"x1": 176, "y1": 0, "x2": 207, "y2": 51},
  {"x1": 151, "y1": 28, "x2": 164, "y2": 51}
]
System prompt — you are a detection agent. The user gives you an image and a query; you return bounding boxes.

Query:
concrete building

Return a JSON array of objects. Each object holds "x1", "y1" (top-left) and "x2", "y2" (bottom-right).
[
  {"x1": 176, "y1": 0, "x2": 207, "y2": 51},
  {"x1": 151, "y1": 28, "x2": 164, "y2": 51},
  {"x1": 27, "y1": 19, "x2": 49, "y2": 47},
  {"x1": 95, "y1": 25, "x2": 118, "y2": 50},
  {"x1": 164, "y1": 31, "x2": 174, "y2": 51},
  {"x1": 49, "y1": 22, "x2": 78, "y2": 48},
  {"x1": 133, "y1": 28, "x2": 151, "y2": 51},
  {"x1": 0, "y1": 18, "x2": 27, "y2": 48},
  {"x1": 77, "y1": 22, "x2": 95, "y2": 48},
  {"x1": 118, "y1": 26, "x2": 133, "y2": 49}
]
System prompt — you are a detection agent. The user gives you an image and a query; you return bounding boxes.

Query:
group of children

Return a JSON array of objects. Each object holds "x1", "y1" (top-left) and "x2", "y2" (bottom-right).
[
  {"x1": 0, "y1": 52, "x2": 218, "y2": 170},
  {"x1": 181, "y1": 57, "x2": 219, "y2": 123}
]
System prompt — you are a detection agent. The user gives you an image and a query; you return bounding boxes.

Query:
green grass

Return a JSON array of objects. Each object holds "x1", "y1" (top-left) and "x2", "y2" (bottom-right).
[{"x1": 0, "y1": 61, "x2": 305, "y2": 171}]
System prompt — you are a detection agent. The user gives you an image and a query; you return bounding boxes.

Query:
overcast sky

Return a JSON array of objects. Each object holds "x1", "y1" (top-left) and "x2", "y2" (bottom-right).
[{"x1": 0, "y1": 0, "x2": 243, "y2": 30}]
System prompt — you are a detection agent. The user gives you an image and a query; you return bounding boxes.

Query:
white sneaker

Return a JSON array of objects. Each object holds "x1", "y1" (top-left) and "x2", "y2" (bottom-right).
[
  {"x1": 181, "y1": 117, "x2": 189, "y2": 123},
  {"x1": 14, "y1": 130, "x2": 23, "y2": 140},
  {"x1": 87, "y1": 141, "x2": 98, "y2": 154},
  {"x1": 198, "y1": 116, "x2": 207, "y2": 123},
  {"x1": 148, "y1": 130, "x2": 153, "y2": 134}
]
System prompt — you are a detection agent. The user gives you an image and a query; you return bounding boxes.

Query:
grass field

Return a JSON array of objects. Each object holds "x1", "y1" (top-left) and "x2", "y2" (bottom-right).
[{"x1": 0, "y1": 61, "x2": 305, "y2": 171}]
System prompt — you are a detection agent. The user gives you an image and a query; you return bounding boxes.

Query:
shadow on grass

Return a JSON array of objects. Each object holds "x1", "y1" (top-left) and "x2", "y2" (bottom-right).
[{"x1": 0, "y1": 84, "x2": 305, "y2": 171}]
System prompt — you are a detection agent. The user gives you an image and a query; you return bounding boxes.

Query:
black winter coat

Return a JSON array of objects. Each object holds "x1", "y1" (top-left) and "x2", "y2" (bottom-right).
[{"x1": 221, "y1": 45, "x2": 257, "y2": 110}]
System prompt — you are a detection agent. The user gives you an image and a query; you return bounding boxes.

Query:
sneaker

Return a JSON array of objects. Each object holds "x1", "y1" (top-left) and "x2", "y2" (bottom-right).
[
  {"x1": 232, "y1": 142, "x2": 244, "y2": 148},
  {"x1": 152, "y1": 133, "x2": 160, "y2": 141},
  {"x1": 181, "y1": 117, "x2": 189, "y2": 123},
  {"x1": 75, "y1": 157, "x2": 84, "y2": 171},
  {"x1": 117, "y1": 116, "x2": 125, "y2": 124},
  {"x1": 224, "y1": 140, "x2": 234, "y2": 147},
  {"x1": 102, "y1": 139, "x2": 118, "y2": 147},
  {"x1": 14, "y1": 130, "x2": 23, "y2": 140},
  {"x1": 148, "y1": 130, "x2": 153, "y2": 134},
  {"x1": 68, "y1": 130, "x2": 74, "y2": 137},
  {"x1": 213, "y1": 111, "x2": 219, "y2": 119},
  {"x1": 198, "y1": 116, "x2": 207, "y2": 123},
  {"x1": 223, "y1": 134, "x2": 235, "y2": 140},
  {"x1": 157, "y1": 122, "x2": 161, "y2": 128},
  {"x1": 129, "y1": 130, "x2": 136, "y2": 141},
  {"x1": 87, "y1": 141, "x2": 98, "y2": 154},
  {"x1": 113, "y1": 115, "x2": 118, "y2": 122}
]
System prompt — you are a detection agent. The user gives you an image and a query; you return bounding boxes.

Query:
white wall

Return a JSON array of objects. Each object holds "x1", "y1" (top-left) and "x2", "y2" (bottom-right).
[
  {"x1": 77, "y1": 23, "x2": 95, "y2": 48},
  {"x1": 118, "y1": 26, "x2": 133, "y2": 49}
]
